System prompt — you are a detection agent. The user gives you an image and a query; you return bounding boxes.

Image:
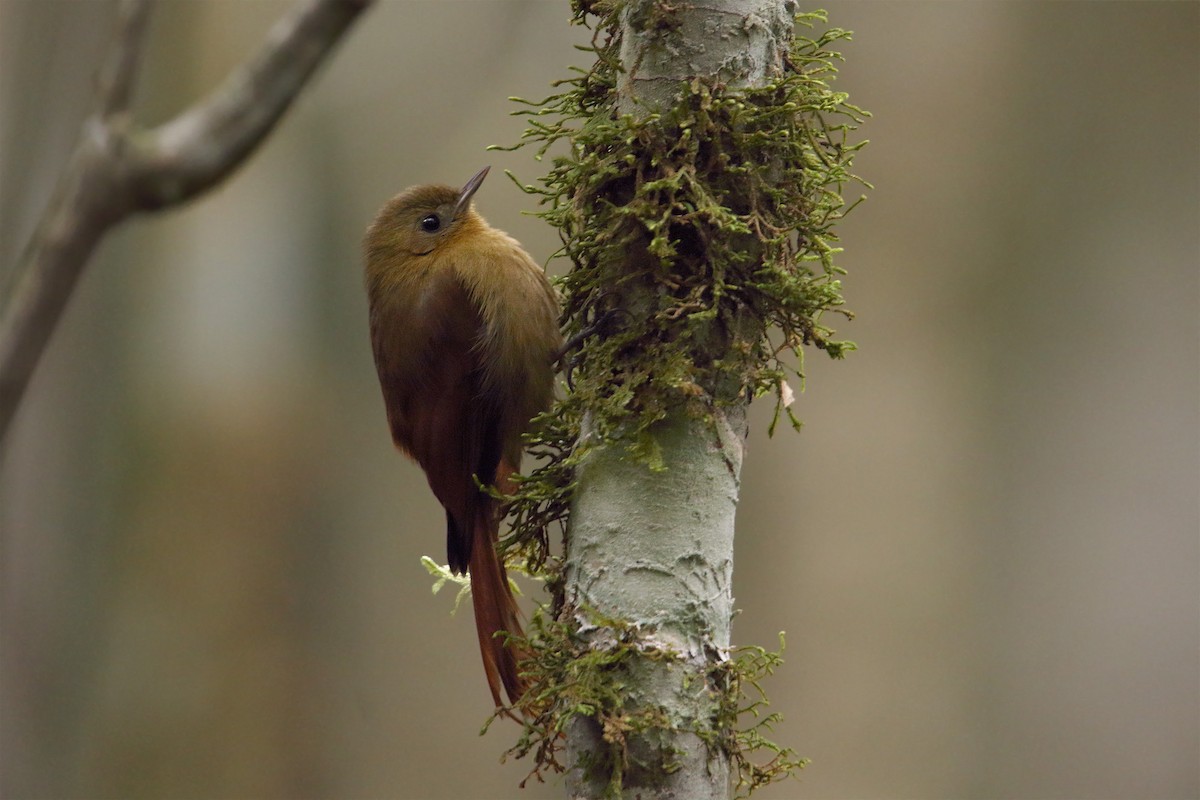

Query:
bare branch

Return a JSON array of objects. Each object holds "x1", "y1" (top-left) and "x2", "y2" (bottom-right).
[
  {"x1": 97, "y1": 0, "x2": 153, "y2": 119},
  {"x1": 130, "y1": 0, "x2": 371, "y2": 208},
  {"x1": 0, "y1": 0, "x2": 372, "y2": 442}
]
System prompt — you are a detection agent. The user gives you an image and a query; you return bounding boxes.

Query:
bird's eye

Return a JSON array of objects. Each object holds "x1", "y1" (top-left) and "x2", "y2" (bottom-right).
[{"x1": 420, "y1": 214, "x2": 441, "y2": 232}]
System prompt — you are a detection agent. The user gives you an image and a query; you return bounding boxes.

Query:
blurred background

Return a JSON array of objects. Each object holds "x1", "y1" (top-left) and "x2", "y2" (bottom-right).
[{"x1": 1, "y1": 2, "x2": 1196, "y2": 798}]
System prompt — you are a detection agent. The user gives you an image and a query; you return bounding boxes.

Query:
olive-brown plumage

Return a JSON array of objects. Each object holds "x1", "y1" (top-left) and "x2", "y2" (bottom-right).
[{"x1": 363, "y1": 167, "x2": 560, "y2": 708}]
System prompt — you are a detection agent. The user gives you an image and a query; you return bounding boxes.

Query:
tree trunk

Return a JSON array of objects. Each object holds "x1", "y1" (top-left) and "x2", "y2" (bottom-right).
[
  {"x1": 565, "y1": 412, "x2": 747, "y2": 799},
  {"x1": 563, "y1": 1, "x2": 793, "y2": 797}
]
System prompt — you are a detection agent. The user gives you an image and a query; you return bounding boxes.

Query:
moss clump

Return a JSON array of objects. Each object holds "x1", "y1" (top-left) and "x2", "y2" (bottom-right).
[
  {"x1": 487, "y1": 2, "x2": 868, "y2": 795},
  {"x1": 499, "y1": 5, "x2": 868, "y2": 566},
  {"x1": 495, "y1": 612, "x2": 808, "y2": 799},
  {"x1": 712, "y1": 634, "x2": 810, "y2": 797},
  {"x1": 492, "y1": 608, "x2": 683, "y2": 796}
]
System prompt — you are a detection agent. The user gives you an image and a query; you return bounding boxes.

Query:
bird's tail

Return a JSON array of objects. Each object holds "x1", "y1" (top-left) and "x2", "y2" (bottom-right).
[{"x1": 469, "y1": 498, "x2": 528, "y2": 710}]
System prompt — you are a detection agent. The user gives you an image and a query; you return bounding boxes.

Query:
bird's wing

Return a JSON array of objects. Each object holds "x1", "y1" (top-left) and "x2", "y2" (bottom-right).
[{"x1": 369, "y1": 268, "x2": 504, "y2": 573}]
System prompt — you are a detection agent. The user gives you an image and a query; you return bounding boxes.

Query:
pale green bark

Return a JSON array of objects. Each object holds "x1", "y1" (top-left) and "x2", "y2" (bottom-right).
[{"x1": 565, "y1": 412, "x2": 747, "y2": 798}]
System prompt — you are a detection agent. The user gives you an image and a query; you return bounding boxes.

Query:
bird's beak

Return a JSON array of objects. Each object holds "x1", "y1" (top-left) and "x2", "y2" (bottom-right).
[{"x1": 454, "y1": 166, "x2": 490, "y2": 220}]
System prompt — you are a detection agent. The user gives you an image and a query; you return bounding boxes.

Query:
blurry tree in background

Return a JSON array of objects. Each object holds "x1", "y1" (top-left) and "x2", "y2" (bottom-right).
[{"x1": 1, "y1": 2, "x2": 1197, "y2": 800}]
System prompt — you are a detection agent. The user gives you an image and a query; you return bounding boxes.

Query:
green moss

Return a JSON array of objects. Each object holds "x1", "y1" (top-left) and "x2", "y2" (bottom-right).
[
  {"x1": 713, "y1": 634, "x2": 811, "y2": 797},
  {"x1": 499, "y1": 5, "x2": 868, "y2": 565},
  {"x1": 492, "y1": 613, "x2": 806, "y2": 798},
  {"x1": 492, "y1": 608, "x2": 684, "y2": 796},
  {"x1": 485, "y1": 3, "x2": 868, "y2": 795}
]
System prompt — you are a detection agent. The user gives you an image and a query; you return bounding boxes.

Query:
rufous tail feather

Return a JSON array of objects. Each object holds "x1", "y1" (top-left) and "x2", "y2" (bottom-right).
[{"x1": 469, "y1": 503, "x2": 528, "y2": 709}]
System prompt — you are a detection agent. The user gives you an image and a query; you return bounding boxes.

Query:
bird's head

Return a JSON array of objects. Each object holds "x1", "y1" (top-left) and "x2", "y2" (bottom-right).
[{"x1": 364, "y1": 166, "x2": 490, "y2": 261}]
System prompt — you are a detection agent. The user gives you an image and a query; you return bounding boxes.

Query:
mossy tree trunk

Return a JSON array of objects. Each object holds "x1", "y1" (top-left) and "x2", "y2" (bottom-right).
[{"x1": 563, "y1": 1, "x2": 795, "y2": 797}]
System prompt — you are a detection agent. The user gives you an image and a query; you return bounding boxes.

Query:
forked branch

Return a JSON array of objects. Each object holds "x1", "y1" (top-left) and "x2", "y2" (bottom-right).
[{"x1": 0, "y1": 0, "x2": 372, "y2": 441}]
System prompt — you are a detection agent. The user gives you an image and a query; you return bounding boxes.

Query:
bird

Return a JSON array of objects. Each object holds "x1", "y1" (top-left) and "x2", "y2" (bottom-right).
[{"x1": 362, "y1": 166, "x2": 561, "y2": 709}]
